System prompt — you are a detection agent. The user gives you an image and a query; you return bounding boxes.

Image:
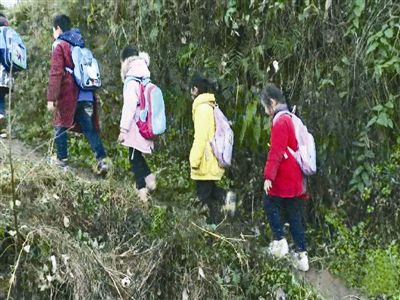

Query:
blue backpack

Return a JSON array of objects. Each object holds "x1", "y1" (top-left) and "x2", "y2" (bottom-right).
[
  {"x1": 66, "y1": 46, "x2": 101, "y2": 90},
  {"x1": 0, "y1": 26, "x2": 27, "y2": 72}
]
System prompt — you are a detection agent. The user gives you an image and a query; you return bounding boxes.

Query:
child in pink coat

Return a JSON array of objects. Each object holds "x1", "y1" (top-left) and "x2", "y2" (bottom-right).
[{"x1": 118, "y1": 45, "x2": 156, "y2": 202}]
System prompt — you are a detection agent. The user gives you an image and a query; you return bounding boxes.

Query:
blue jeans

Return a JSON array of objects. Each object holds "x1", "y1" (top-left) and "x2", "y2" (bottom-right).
[
  {"x1": 0, "y1": 92, "x2": 5, "y2": 116},
  {"x1": 55, "y1": 101, "x2": 106, "y2": 160},
  {"x1": 263, "y1": 194, "x2": 306, "y2": 252}
]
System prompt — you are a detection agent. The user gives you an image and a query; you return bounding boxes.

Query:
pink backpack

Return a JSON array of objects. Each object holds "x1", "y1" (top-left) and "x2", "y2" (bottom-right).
[
  {"x1": 210, "y1": 105, "x2": 234, "y2": 168},
  {"x1": 125, "y1": 77, "x2": 166, "y2": 139},
  {"x1": 273, "y1": 111, "x2": 316, "y2": 176}
]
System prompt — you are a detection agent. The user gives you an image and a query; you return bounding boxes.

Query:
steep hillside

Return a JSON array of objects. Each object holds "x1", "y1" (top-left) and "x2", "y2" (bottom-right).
[{"x1": 0, "y1": 0, "x2": 399, "y2": 298}]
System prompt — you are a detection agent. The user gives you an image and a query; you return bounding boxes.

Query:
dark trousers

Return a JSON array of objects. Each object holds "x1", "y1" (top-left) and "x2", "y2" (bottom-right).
[
  {"x1": 55, "y1": 101, "x2": 106, "y2": 160},
  {"x1": 195, "y1": 180, "x2": 226, "y2": 224},
  {"x1": 263, "y1": 193, "x2": 306, "y2": 252},
  {"x1": 129, "y1": 148, "x2": 151, "y2": 189}
]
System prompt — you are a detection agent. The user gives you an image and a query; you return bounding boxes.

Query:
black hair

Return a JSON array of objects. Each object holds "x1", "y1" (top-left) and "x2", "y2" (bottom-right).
[
  {"x1": 261, "y1": 83, "x2": 296, "y2": 114},
  {"x1": 0, "y1": 13, "x2": 8, "y2": 26},
  {"x1": 190, "y1": 75, "x2": 215, "y2": 95},
  {"x1": 281, "y1": 86, "x2": 293, "y2": 112},
  {"x1": 120, "y1": 45, "x2": 139, "y2": 61},
  {"x1": 261, "y1": 83, "x2": 287, "y2": 107},
  {"x1": 53, "y1": 14, "x2": 71, "y2": 32}
]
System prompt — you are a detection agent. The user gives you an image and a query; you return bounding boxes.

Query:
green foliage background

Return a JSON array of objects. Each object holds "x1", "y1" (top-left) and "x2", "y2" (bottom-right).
[
  {"x1": 1, "y1": 0, "x2": 400, "y2": 298},
  {"x1": 12, "y1": 0, "x2": 400, "y2": 231}
]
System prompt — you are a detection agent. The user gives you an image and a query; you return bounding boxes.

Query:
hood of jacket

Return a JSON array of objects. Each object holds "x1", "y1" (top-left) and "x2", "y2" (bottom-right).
[
  {"x1": 192, "y1": 93, "x2": 216, "y2": 112},
  {"x1": 120, "y1": 52, "x2": 151, "y2": 82},
  {"x1": 59, "y1": 28, "x2": 85, "y2": 47}
]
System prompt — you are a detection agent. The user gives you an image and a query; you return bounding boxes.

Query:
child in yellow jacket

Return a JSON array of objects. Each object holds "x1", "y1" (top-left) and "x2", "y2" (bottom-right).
[{"x1": 190, "y1": 75, "x2": 236, "y2": 224}]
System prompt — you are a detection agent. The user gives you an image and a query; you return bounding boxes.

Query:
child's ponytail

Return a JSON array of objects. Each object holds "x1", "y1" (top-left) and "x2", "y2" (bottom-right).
[{"x1": 281, "y1": 86, "x2": 294, "y2": 113}]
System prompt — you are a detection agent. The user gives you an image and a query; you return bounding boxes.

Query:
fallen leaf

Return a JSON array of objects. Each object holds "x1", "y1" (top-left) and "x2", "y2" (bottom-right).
[
  {"x1": 23, "y1": 245, "x2": 30, "y2": 253},
  {"x1": 121, "y1": 276, "x2": 131, "y2": 287},
  {"x1": 50, "y1": 255, "x2": 57, "y2": 274},
  {"x1": 63, "y1": 216, "x2": 70, "y2": 228},
  {"x1": 198, "y1": 266, "x2": 205, "y2": 279},
  {"x1": 182, "y1": 288, "x2": 189, "y2": 300}
]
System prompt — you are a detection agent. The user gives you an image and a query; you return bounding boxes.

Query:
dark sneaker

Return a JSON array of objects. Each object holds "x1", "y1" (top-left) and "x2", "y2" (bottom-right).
[{"x1": 97, "y1": 158, "x2": 109, "y2": 176}]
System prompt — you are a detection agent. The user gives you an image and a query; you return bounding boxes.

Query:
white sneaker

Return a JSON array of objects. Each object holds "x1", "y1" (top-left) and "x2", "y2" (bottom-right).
[
  {"x1": 48, "y1": 157, "x2": 69, "y2": 172},
  {"x1": 97, "y1": 158, "x2": 109, "y2": 176},
  {"x1": 145, "y1": 174, "x2": 156, "y2": 191},
  {"x1": 0, "y1": 114, "x2": 5, "y2": 129},
  {"x1": 268, "y1": 238, "x2": 289, "y2": 258},
  {"x1": 137, "y1": 187, "x2": 149, "y2": 203},
  {"x1": 292, "y1": 251, "x2": 309, "y2": 272},
  {"x1": 222, "y1": 191, "x2": 237, "y2": 217}
]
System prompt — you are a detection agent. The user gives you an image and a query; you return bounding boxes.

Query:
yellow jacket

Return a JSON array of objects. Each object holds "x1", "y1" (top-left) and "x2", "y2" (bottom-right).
[{"x1": 190, "y1": 93, "x2": 224, "y2": 180}]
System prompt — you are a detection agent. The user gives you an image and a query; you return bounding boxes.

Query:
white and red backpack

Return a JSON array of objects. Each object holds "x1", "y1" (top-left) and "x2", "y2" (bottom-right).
[{"x1": 125, "y1": 76, "x2": 166, "y2": 139}]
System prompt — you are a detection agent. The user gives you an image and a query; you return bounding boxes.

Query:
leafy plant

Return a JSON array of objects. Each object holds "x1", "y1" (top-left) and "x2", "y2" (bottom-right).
[{"x1": 362, "y1": 244, "x2": 400, "y2": 297}]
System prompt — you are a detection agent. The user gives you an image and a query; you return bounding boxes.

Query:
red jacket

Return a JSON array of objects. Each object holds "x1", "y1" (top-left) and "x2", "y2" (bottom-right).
[
  {"x1": 264, "y1": 113, "x2": 305, "y2": 198},
  {"x1": 47, "y1": 40, "x2": 100, "y2": 131}
]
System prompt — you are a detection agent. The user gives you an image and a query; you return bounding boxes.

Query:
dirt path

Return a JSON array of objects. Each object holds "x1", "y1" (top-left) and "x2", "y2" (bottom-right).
[
  {"x1": 297, "y1": 268, "x2": 366, "y2": 300},
  {"x1": 0, "y1": 138, "x2": 368, "y2": 300},
  {"x1": 0, "y1": 137, "x2": 100, "y2": 181},
  {"x1": 0, "y1": 137, "x2": 43, "y2": 161}
]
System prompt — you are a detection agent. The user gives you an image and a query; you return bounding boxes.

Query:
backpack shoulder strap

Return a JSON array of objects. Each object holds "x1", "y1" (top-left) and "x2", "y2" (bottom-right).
[
  {"x1": 1, "y1": 26, "x2": 7, "y2": 37},
  {"x1": 272, "y1": 110, "x2": 292, "y2": 125},
  {"x1": 123, "y1": 76, "x2": 139, "y2": 91},
  {"x1": 272, "y1": 111, "x2": 297, "y2": 158},
  {"x1": 124, "y1": 76, "x2": 149, "y2": 108},
  {"x1": 0, "y1": 27, "x2": 8, "y2": 50},
  {"x1": 124, "y1": 76, "x2": 151, "y2": 85},
  {"x1": 207, "y1": 102, "x2": 217, "y2": 109}
]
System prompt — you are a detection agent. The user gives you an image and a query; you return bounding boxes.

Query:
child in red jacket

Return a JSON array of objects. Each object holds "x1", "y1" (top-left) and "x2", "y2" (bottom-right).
[
  {"x1": 47, "y1": 14, "x2": 108, "y2": 174},
  {"x1": 261, "y1": 83, "x2": 309, "y2": 272}
]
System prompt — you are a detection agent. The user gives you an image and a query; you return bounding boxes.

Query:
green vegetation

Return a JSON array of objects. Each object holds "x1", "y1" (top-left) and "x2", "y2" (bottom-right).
[
  {"x1": 0, "y1": 0, "x2": 399, "y2": 298},
  {"x1": 0, "y1": 153, "x2": 320, "y2": 298}
]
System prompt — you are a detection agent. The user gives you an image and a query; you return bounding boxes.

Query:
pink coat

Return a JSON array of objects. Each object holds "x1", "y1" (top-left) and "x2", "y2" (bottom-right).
[{"x1": 120, "y1": 54, "x2": 154, "y2": 153}]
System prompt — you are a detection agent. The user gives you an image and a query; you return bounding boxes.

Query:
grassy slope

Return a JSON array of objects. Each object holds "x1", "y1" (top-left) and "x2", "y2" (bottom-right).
[{"x1": 0, "y1": 139, "x2": 321, "y2": 299}]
